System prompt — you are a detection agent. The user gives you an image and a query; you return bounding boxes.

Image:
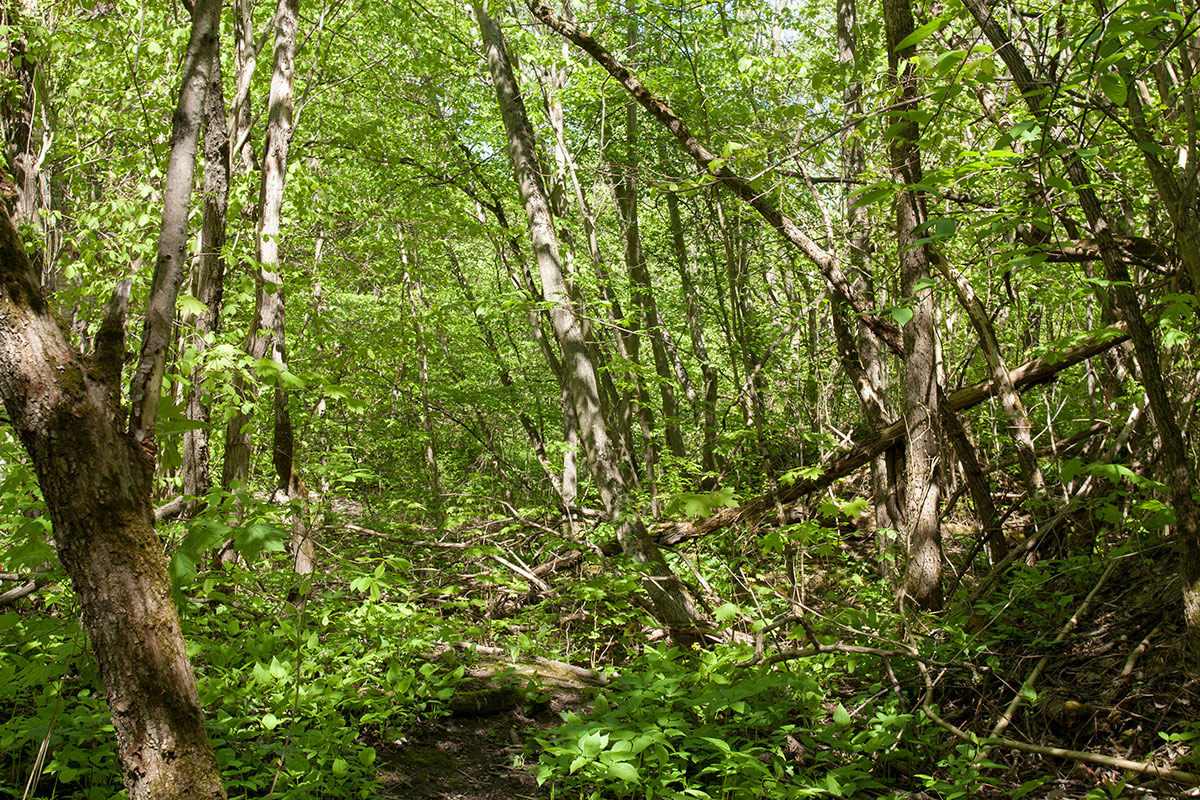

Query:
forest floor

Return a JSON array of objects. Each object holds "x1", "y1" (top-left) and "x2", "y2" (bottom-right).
[
  {"x1": 374, "y1": 657, "x2": 597, "y2": 799},
  {"x1": 353, "y1": 514, "x2": 1200, "y2": 799},
  {"x1": 375, "y1": 697, "x2": 559, "y2": 799}
]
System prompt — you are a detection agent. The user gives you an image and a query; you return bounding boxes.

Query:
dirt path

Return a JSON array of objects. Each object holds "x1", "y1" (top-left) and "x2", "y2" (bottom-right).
[{"x1": 376, "y1": 655, "x2": 600, "y2": 799}]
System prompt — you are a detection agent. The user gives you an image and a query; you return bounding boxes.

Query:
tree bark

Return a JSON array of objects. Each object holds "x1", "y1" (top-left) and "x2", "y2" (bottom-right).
[
  {"x1": 128, "y1": 0, "x2": 221, "y2": 447},
  {"x1": 934, "y1": 260, "x2": 1045, "y2": 511},
  {"x1": 0, "y1": 3, "x2": 227, "y2": 793},
  {"x1": 835, "y1": 0, "x2": 902, "y2": 543},
  {"x1": 0, "y1": 0, "x2": 53, "y2": 286},
  {"x1": 473, "y1": 2, "x2": 707, "y2": 639},
  {"x1": 614, "y1": 11, "x2": 686, "y2": 463},
  {"x1": 180, "y1": 43, "x2": 231, "y2": 508},
  {"x1": 667, "y1": 191, "x2": 720, "y2": 484},
  {"x1": 883, "y1": 0, "x2": 941, "y2": 609}
]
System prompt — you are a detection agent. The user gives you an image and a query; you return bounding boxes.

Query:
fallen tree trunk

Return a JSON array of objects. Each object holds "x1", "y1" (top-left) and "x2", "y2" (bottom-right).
[
  {"x1": 523, "y1": 325, "x2": 1129, "y2": 580},
  {"x1": 669, "y1": 323, "x2": 1129, "y2": 543}
]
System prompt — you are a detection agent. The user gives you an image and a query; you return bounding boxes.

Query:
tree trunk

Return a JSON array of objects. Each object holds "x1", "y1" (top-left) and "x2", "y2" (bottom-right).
[
  {"x1": 883, "y1": 0, "x2": 942, "y2": 609},
  {"x1": 526, "y1": 0, "x2": 905, "y2": 356},
  {"x1": 0, "y1": 0, "x2": 226, "y2": 793},
  {"x1": 0, "y1": 0, "x2": 53, "y2": 287},
  {"x1": 474, "y1": 2, "x2": 706, "y2": 639},
  {"x1": 934, "y1": 260, "x2": 1045, "y2": 511},
  {"x1": 835, "y1": 0, "x2": 902, "y2": 546},
  {"x1": 667, "y1": 191, "x2": 720, "y2": 485},
  {"x1": 180, "y1": 43, "x2": 231, "y2": 508},
  {"x1": 128, "y1": 0, "x2": 222, "y2": 447},
  {"x1": 614, "y1": 13, "x2": 686, "y2": 463},
  {"x1": 402, "y1": 236, "x2": 443, "y2": 514},
  {"x1": 230, "y1": 0, "x2": 261, "y2": 172}
]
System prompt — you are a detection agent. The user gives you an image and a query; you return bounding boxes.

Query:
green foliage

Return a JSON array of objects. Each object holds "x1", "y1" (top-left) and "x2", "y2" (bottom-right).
[
  {"x1": 0, "y1": 543, "x2": 465, "y2": 799},
  {"x1": 663, "y1": 487, "x2": 739, "y2": 519},
  {"x1": 534, "y1": 644, "x2": 951, "y2": 799}
]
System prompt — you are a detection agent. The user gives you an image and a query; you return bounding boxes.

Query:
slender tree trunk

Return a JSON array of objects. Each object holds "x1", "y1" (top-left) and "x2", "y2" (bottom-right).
[
  {"x1": 934, "y1": 260, "x2": 1044, "y2": 509},
  {"x1": 884, "y1": 0, "x2": 942, "y2": 609},
  {"x1": 615, "y1": 11, "x2": 686, "y2": 464},
  {"x1": 231, "y1": 0, "x2": 260, "y2": 172},
  {"x1": 474, "y1": 2, "x2": 706, "y2": 638},
  {"x1": 0, "y1": 0, "x2": 53, "y2": 285},
  {"x1": 223, "y1": 0, "x2": 310, "y2": 575},
  {"x1": 402, "y1": 237, "x2": 442, "y2": 513},
  {"x1": 128, "y1": 0, "x2": 221, "y2": 446},
  {"x1": 180, "y1": 44, "x2": 231, "y2": 508},
  {"x1": 835, "y1": 0, "x2": 902, "y2": 543},
  {"x1": 0, "y1": 1, "x2": 226, "y2": 793},
  {"x1": 667, "y1": 191, "x2": 720, "y2": 485}
]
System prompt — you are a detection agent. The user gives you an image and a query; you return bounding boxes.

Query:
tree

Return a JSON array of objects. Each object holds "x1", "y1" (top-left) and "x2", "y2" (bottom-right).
[
  {"x1": 473, "y1": 1, "x2": 708, "y2": 639},
  {"x1": 0, "y1": 0, "x2": 226, "y2": 795}
]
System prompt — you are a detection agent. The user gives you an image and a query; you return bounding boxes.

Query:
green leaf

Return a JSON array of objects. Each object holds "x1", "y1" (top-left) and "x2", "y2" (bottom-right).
[
  {"x1": 713, "y1": 602, "x2": 742, "y2": 622},
  {"x1": 1011, "y1": 778, "x2": 1047, "y2": 798},
  {"x1": 933, "y1": 217, "x2": 958, "y2": 239},
  {"x1": 261, "y1": 712, "x2": 280, "y2": 730},
  {"x1": 280, "y1": 370, "x2": 307, "y2": 390},
  {"x1": 1044, "y1": 175, "x2": 1072, "y2": 193},
  {"x1": 833, "y1": 703, "x2": 852, "y2": 726},
  {"x1": 580, "y1": 731, "x2": 609, "y2": 758},
  {"x1": 606, "y1": 762, "x2": 640, "y2": 782},
  {"x1": 359, "y1": 746, "x2": 377, "y2": 766},
  {"x1": 332, "y1": 757, "x2": 349, "y2": 777},
  {"x1": 889, "y1": 306, "x2": 914, "y2": 325},
  {"x1": 895, "y1": 16, "x2": 947, "y2": 51},
  {"x1": 177, "y1": 294, "x2": 208, "y2": 315},
  {"x1": 232, "y1": 521, "x2": 287, "y2": 563},
  {"x1": 854, "y1": 186, "x2": 893, "y2": 206},
  {"x1": 1098, "y1": 74, "x2": 1127, "y2": 106}
]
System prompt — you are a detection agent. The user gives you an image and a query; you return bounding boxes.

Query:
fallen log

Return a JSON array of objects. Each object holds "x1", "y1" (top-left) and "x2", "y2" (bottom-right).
[
  {"x1": 670, "y1": 323, "x2": 1129, "y2": 543},
  {"x1": 528, "y1": 324, "x2": 1129, "y2": 578}
]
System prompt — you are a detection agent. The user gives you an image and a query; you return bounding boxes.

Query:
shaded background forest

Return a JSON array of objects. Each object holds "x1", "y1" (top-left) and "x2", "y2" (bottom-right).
[{"x1": 1, "y1": 0, "x2": 1199, "y2": 795}]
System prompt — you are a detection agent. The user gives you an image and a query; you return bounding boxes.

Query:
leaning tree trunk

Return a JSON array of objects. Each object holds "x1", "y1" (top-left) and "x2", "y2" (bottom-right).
[
  {"x1": 883, "y1": 0, "x2": 942, "y2": 609},
  {"x1": 667, "y1": 191, "x2": 720, "y2": 485},
  {"x1": 473, "y1": 2, "x2": 707, "y2": 640},
  {"x1": 615, "y1": 8, "x2": 686, "y2": 464},
  {"x1": 0, "y1": 1, "x2": 226, "y2": 795}
]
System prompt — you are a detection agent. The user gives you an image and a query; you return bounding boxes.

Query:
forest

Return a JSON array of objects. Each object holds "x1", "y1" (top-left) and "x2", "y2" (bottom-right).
[{"x1": 0, "y1": 0, "x2": 1197, "y2": 796}]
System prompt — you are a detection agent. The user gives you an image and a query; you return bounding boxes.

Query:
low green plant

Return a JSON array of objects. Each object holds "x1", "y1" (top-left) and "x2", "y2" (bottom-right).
[
  {"x1": 0, "y1": 544, "x2": 465, "y2": 799},
  {"x1": 534, "y1": 644, "x2": 939, "y2": 799}
]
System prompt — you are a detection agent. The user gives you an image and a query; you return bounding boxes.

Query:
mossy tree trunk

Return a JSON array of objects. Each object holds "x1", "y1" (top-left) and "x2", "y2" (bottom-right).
[{"x1": 0, "y1": 0, "x2": 226, "y2": 795}]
